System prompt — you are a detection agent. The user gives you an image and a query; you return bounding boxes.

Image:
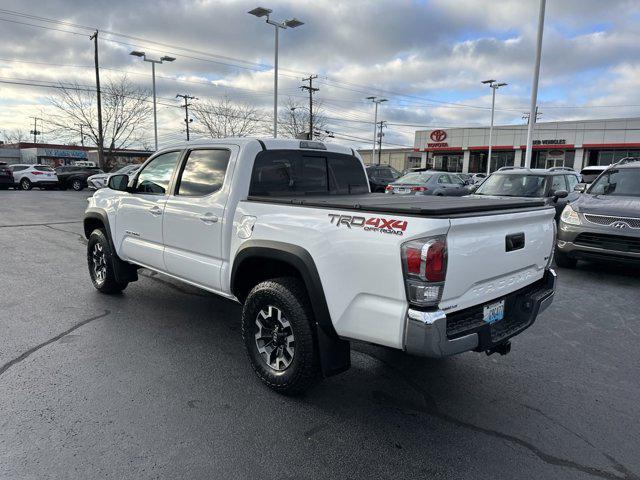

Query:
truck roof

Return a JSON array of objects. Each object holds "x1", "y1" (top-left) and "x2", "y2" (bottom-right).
[
  {"x1": 247, "y1": 193, "x2": 548, "y2": 218},
  {"x1": 160, "y1": 138, "x2": 355, "y2": 156}
]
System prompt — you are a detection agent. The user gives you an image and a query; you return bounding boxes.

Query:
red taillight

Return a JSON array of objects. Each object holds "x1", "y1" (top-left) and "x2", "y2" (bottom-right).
[
  {"x1": 32, "y1": 171, "x2": 43, "y2": 175},
  {"x1": 410, "y1": 186, "x2": 427, "y2": 192},
  {"x1": 424, "y1": 240, "x2": 446, "y2": 282},
  {"x1": 401, "y1": 236, "x2": 447, "y2": 307},
  {"x1": 406, "y1": 247, "x2": 422, "y2": 275},
  {"x1": 385, "y1": 185, "x2": 393, "y2": 191}
]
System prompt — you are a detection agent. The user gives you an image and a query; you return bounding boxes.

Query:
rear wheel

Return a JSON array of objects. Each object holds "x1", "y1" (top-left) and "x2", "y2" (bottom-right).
[
  {"x1": 87, "y1": 229, "x2": 128, "y2": 294},
  {"x1": 241, "y1": 277, "x2": 320, "y2": 395},
  {"x1": 555, "y1": 250, "x2": 577, "y2": 268},
  {"x1": 20, "y1": 178, "x2": 32, "y2": 190},
  {"x1": 71, "y1": 178, "x2": 84, "y2": 191}
]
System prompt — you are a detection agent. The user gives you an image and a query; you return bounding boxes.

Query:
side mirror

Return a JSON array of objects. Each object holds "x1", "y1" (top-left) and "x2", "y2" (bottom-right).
[
  {"x1": 108, "y1": 174, "x2": 129, "y2": 191},
  {"x1": 468, "y1": 184, "x2": 478, "y2": 192},
  {"x1": 552, "y1": 189, "x2": 569, "y2": 201},
  {"x1": 574, "y1": 184, "x2": 586, "y2": 193}
]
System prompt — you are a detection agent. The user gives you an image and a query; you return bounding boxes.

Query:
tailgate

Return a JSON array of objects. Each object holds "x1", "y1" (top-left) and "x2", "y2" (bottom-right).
[{"x1": 440, "y1": 207, "x2": 555, "y2": 312}]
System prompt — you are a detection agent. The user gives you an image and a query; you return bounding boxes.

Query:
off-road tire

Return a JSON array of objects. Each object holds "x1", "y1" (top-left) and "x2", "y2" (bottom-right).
[
  {"x1": 241, "y1": 277, "x2": 320, "y2": 395},
  {"x1": 87, "y1": 229, "x2": 128, "y2": 294}
]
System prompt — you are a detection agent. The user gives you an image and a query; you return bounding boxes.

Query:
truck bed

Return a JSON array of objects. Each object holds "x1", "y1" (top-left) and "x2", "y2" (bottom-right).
[{"x1": 246, "y1": 193, "x2": 548, "y2": 218}]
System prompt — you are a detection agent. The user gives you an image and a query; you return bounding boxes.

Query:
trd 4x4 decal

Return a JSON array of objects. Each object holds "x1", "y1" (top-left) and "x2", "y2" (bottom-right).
[{"x1": 328, "y1": 214, "x2": 407, "y2": 235}]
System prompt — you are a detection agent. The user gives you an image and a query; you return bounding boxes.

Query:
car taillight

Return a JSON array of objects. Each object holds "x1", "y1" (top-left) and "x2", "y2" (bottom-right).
[
  {"x1": 410, "y1": 186, "x2": 427, "y2": 192},
  {"x1": 401, "y1": 236, "x2": 447, "y2": 307},
  {"x1": 385, "y1": 185, "x2": 393, "y2": 191},
  {"x1": 32, "y1": 171, "x2": 43, "y2": 175}
]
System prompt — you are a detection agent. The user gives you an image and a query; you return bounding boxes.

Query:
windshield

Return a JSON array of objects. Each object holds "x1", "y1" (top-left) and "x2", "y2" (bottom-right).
[
  {"x1": 475, "y1": 173, "x2": 548, "y2": 197},
  {"x1": 580, "y1": 169, "x2": 604, "y2": 183},
  {"x1": 588, "y1": 169, "x2": 640, "y2": 197},
  {"x1": 395, "y1": 172, "x2": 432, "y2": 184}
]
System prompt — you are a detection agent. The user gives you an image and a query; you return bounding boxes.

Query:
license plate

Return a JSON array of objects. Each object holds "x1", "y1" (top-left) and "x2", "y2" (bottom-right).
[
  {"x1": 483, "y1": 299, "x2": 505, "y2": 324},
  {"x1": 395, "y1": 187, "x2": 409, "y2": 194}
]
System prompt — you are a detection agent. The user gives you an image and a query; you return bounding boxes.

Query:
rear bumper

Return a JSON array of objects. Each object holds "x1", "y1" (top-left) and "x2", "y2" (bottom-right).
[{"x1": 404, "y1": 269, "x2": 556, "y2": 357}]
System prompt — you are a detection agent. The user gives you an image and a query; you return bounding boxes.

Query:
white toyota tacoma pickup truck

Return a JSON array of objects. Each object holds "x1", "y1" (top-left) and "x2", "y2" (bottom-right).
[{"x1": 84, "y1": 138, "x2": 556, "y2": 394}]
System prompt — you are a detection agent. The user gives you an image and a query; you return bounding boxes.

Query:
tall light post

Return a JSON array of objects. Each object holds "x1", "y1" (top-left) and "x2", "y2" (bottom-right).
[
  {"x1": 524, "y1": 0, "x2": 547, "y2": 168},
  {"x1": 367, "y1": 96, "x2": 387, "y2": 164},
  {"x1": 481, "y1": 79, "x2": 507, "y2": 175},
  {"x1": 130, "y1": 51, "x2": 175, "y2": 150},
  {"x1": 248, "y1": 7, "x2": 304, "y2": 138}
]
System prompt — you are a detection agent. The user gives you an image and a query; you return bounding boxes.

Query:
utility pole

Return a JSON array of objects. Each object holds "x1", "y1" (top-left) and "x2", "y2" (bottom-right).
[
  {"x1": 176, "y1": 94, "x2": 197, "y2": 141},
  {"x1": 30, "y1": 117, "x2": 41, "y2": 143},
  {"x1": 522, "y1": 107, "x2": 542, "y2": 125},
  {"x1": 367, "y1": 97, "x2": 387, "y2": 164},
  {"x1": 524, "y1": 0, "x2": 546, "y2": 168},
  {"x1": 301, "y1": 75, "x2": 318, "y2": 140},
  {"x1": 90, "y1": 30, "x2": 104, "y2": 170},
  {"x1": 76, "y1": 123, "x2": 85, "y2": 146},
  {"x1": 377, "y1": 121, "x2": 387, "y2": 165}
]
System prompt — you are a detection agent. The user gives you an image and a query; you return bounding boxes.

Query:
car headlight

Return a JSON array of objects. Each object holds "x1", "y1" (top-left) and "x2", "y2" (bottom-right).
[{"x1": 560, "y1": 205, "x2": 580, "y2": 225}]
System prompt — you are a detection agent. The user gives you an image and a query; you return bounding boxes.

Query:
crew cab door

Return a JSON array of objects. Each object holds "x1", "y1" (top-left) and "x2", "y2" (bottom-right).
[
  {"x1": 114, "y1": 150, "x2": 182, "y2": 271},
  {"x1": 162, "y1": 147, "x2": 236, "y2": 291}
]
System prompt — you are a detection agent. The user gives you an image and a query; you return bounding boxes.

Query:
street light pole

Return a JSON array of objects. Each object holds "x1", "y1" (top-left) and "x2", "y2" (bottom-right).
[
  {"x1": 367, "y1": 97, "x2": 387, "y2": 164},
  {"x1": 130, "y1": 51, "x2": 175, "y2": 150},
  {"x1": 481, "y1": 79, "x2": 507, "y2": 175},
  {"x1": 524, "y1": 0, "x2": 546, "y2": 169},
  {"x1": 248, "y1": 7, "x2": 304, "y2": 139}
]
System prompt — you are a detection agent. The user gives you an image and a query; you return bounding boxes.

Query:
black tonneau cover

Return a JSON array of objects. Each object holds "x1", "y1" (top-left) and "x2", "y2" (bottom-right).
[{"x1": 247, "y1": 193, "x2": 548, "y2": 217}]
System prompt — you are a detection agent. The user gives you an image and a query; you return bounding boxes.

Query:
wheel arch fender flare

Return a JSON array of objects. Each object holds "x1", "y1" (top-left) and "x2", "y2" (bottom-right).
[{"x1": 231, "y1": 240, "x2": 350, "y2": 377}]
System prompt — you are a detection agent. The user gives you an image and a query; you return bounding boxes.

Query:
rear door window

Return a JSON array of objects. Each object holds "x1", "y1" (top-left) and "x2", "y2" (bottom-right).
[{"x1": 249, "y1": 150, "x2": 368, "y2": 196}]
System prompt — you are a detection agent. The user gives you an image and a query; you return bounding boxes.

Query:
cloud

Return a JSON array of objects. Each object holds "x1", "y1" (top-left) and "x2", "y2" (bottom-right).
[{"x1": 0, "y1": 0, "x2": 638, "y2": 149}]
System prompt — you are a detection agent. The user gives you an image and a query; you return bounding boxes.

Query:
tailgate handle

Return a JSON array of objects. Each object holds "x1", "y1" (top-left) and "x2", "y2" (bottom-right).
[{"x1": 506, "y1": 232, "x2": 525, "y2": 252}]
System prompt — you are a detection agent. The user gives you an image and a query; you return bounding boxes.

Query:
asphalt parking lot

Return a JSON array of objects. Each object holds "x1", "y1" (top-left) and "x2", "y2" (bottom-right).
[{"x1": 1, "y1": 190, "x2": 638, "y2": 480}]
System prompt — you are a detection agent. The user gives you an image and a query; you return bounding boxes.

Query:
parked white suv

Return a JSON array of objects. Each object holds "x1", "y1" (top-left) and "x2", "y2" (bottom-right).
[
  {"x1": 87, "y1": 164, "x2": 140, "y2": 190},
  {"x1": 84, "y1": 138, "x2": 556, "y2": 394},
  {"x1": 10, "y1": 164, "x2": 59, "y2": 190}
]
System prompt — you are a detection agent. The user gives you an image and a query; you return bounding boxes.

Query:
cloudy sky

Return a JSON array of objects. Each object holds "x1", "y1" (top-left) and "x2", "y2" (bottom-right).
[{"x1": 0, "y1": 0, "x2": 639, "y2": 150}]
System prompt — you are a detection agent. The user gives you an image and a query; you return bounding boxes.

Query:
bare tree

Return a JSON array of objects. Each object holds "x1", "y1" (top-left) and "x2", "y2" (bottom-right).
[
  {"x1": 278, "y1": 97, "x2": 328, "y2": 140},
  {"x1": 1, "y1": 128, "x2": 29, "y2": 144},
  {"x1": 191, "y1": 96, "x2": 268, "y2": 138},
  {"x1": 47, "y1": 76, "x2": 152, "y2": 169}
]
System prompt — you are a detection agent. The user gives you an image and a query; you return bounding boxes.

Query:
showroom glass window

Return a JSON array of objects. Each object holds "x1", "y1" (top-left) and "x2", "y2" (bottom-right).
[
  {"x1": 176, "y1": 149, "x2": 231, "y2": 196},
  {"x1": 135, "y1": 151, "x2": 181, "y2": 194}
]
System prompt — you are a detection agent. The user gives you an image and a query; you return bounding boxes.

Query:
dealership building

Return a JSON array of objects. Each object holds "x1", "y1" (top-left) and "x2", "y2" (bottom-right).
[{"x1": 413, "y1": 117, "x2": 640, "y2": 174}]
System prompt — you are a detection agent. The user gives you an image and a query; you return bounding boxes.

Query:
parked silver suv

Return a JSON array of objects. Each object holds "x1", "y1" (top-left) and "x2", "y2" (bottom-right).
[{"x1": 556, "y1": 161, "x2": 640, "y2": 267}]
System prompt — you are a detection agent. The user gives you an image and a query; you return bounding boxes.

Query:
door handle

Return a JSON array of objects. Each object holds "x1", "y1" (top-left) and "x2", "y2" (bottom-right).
[
  {"x1": 199, "y1": 213, "x2": 219, "y2": 224},
  {"x1": 149, "y1": 206, "x2": 163, "y2": 216}
]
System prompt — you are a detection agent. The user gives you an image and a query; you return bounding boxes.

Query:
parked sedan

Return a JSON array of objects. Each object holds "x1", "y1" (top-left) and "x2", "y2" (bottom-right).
[
  {"x1": 0, "y1": 162, "x2": 14, "y2": 190},
  {"x1": 557, "y1": 161, "x2": 640, "y2": 267},
  {"x1": 385, "y1": 171, "x2": 469, "y2": 196},
  {"x1": 469, "y1": 168, "x2": 580, "y2": 220},
  {"x1": 10, "y1": 164, "x2": 59, "y2": 190},
  {"x1": 56, "y1": 165, "x2": 103, "y2": 191},
  {"x1": 87, "y1": 164, "x2": 140, "y2": 190}
]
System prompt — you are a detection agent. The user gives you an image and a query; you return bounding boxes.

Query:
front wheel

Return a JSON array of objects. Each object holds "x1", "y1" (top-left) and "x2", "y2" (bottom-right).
[
  {"x1": 241, "y1": 277, "x2": 320, "y2": 395},
  {"x1": 87, "y1": 229, "x2": 128, "y2": 294}
]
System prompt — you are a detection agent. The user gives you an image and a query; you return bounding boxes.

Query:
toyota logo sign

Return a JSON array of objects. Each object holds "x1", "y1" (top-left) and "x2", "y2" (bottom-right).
[{"x1": 430, "y1": 130, "x2": 447, "y2": 142}]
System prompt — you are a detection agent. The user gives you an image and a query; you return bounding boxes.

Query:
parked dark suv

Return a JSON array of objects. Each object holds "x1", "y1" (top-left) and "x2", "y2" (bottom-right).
[
  {"x1": 0, "y1": 162, "x2": 14, "y2": 189},
  {"x1": 365, "y1": 164, "x2": 401, "y2": 192},
  {"x1": 556, "y1": 161, "x2": 640, "y2": 267},
  {"x1": 470, "y1": 167, "x2": 581, "y2": 221},
  {"x1": 55, "y1": 165, "x2": 103, "y2": 191}
]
